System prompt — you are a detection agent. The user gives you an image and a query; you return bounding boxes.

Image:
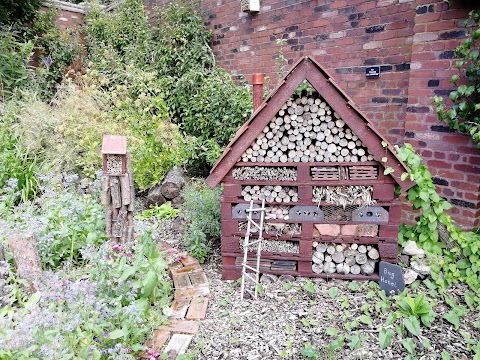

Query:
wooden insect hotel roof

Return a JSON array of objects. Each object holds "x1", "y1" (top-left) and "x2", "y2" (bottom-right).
[{"x1": 206, "y1": 56, "x2": 413, "y2": 190}]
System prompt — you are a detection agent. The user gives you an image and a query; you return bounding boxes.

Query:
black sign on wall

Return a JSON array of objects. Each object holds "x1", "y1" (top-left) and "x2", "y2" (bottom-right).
[
  {"x1": 379, "y1": 261, "x2": 405, "y2": 296},
  {"x1": 366, "y1": 66, "x2": 381, "y2": 79}
]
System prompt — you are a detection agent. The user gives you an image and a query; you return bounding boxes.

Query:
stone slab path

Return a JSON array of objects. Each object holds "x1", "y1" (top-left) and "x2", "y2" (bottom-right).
[{"x1": 142, "y1": 242, "x2": 209, "y2": 359}]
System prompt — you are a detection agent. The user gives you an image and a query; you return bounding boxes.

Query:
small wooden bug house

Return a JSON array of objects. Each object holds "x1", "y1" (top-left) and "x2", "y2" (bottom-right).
[
  {"x1": 102, "y1": 135, "x2": 127, "y2": 176},
  {"x1": 206, "y1": 56, "x2": 414, "y2": 281}
]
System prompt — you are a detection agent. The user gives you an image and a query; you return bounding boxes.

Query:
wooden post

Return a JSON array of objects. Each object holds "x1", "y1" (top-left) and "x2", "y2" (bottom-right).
[{"x1": 8, "y1": 232, "x2": 41, "y2": 282}]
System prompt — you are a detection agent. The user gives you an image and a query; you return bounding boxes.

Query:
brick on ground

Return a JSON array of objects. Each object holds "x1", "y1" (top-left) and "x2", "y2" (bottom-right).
[
  {"x1": 186, "y1": 297, "x2": 209, "y2": 320},
  {"x1": 164, "y1": 334, "x2": 193, "y2": 356}
]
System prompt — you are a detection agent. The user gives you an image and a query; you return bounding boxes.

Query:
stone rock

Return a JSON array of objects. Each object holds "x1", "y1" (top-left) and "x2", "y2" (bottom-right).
[
  {"x1": 403, "y1": 269, "x2": 419, "y2": 285},
  {"x1": 398, "y1": 254, "x2": 410, "y2": 267},
  {"x1": 145, "y1": 185, "x2": 166, "y2": 208},
  {"x1": 278, "y1": 274, "x2": 295, "y2": 283},
  {"x1": 260, "y1": 273, "x2": 278, "y2": 284},
  {"x1": 411, "y1": 260, "x2": 430, "y2": 276},
  {"x1": 402, "y1": 240, "x2": 425, "y2": 258}
]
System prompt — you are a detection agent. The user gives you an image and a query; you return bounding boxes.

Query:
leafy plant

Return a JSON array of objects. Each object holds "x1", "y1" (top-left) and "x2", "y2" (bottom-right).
[
  {"x1": 0, "y1": 0, "x2": 42, "y2": 25},
  {"x1": 434, "y1": 10, "x2": 480, "y2": 147},
  {"x1": 137, "y1": 202, "x2": 179, "y2": 220},
  {"x1": 0, "y1": 26, "x2": 34, "y2": 100},
  {"x1": 303, "y1": 281, "x2": 316, "y2": 294},
  {"x1": 181, "y1": 181, "x2": 221, "y2": 263},
  {"x1": 397, "y1": 143, "x2": 480, "y2": 294},
  {"x1": 395, "y1": 292, "x2": 436, "y2": 327}
]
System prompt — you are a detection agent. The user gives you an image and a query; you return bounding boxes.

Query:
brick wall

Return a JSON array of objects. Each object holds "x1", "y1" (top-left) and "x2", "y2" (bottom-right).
[
  {"x1": 40, "y1": 1, "x2": 85, "y2": 31},
  {"x1": 57, "y1": 0, "x2": 480, "y2": 229}
]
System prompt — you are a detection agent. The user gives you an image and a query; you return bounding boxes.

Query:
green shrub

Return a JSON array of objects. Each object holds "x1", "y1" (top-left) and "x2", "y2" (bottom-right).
[
  {"x1": 0, "y1": 26, "x2": 34, "y2": 100},
  {"x1": 434, "y1": 10, "x2": 480, "y2": 148},
  {"x1": 0, "y1": 101, "x2": 39, "y2": 202},
  {"x1": 181, "y1": 181, "x2": 222, "y2": 263},
  {"x1": 398, "y1": 144, "x2": 480, "y2": 294},
  {"x1": 0, "y1": 0, "x2": 42, "y2": 25}
]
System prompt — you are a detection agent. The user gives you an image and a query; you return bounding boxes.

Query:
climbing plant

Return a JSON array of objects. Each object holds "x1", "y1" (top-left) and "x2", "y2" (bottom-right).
[
  {"x1": 434, "y1": 10, "x2": 480, "y2": 148},
  {"x1": 397, "y1": 144, "x2": 480, "y2": 295}
]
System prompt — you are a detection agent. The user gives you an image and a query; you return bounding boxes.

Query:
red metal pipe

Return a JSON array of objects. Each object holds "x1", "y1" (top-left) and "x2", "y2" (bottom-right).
[{"x1": 252, "y1": 73, "x2": 264, "y2": 111}]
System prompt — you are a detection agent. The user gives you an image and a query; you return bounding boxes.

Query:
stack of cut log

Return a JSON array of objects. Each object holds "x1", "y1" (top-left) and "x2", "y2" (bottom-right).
[
  {"x1": 232, "y1": 166, "x2": 297, "y2": 181},
  {"x1": 312, "y1": 242, "x2": 379, "y2": 275},
  {"x1": 264, "y1": 205, "x2": 290, "y2": 220},
  {"x1": 101, "y1": 154, "x2": 134, "y2": 243},
  {"x1": 241, "y1": 185, "x2": 298, "y2": 202},
  {"x1": 145, "y1": 167, "x2": 185, "y2": 208},
  {"x1": 239, "y1": 239, "x2": 299, "y2": 253},
  {"x1": 240, "y1": 93, "x2": 374, "y2": 163}
]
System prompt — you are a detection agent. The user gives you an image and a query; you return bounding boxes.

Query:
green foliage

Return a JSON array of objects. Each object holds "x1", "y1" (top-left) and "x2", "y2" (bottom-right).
[
  {"x1": 137, "y1": 202, "x2": 179, "y2": 221},
  {"x1": 0, "y1": 102, "x2": 39, "y2": 203},
  {"x1": 85, "y1": 0, "x2": 252, "y2": 176},
  {"x1": 0, "y1": 26, "x2": 34, "y2": 100},
  {"x1": 395, "y1": 292, "x2": 436, "y2": 327},
  {"x1": 28, "y1": 9, "x2": 80, "y2": 100},
  {"x1": 0, "y1": 229, "x2": 171, "y2": 358},
  {"x1": 398, "y1": 143, "x2": 480, "y2": 294},
  {"x1": 0, "y1": 0, "x2": 42, "y2": 25},
  {"x1": 434, "y1": 10, "x2": 480, "y2": 147},
  {"x1": 181, "y1": 181, "x2": 221, "y2": 263},
  {"x1": 37, "y1": 188, "x2": 107, "y2": 269}
]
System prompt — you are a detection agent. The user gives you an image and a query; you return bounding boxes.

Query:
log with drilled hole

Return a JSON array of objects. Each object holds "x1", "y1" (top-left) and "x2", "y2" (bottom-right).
[
  {"x1": 240, "y1": 94, "x2": 374, "y2": 163},
  {"x1": 312, "y1": 242, "x2": 379, "y2": 275}
]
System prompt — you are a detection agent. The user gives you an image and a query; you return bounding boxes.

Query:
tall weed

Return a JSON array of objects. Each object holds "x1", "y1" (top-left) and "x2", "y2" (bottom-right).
[{"x1": 181, "y1": 181, "x2": 221, "y2": 263}]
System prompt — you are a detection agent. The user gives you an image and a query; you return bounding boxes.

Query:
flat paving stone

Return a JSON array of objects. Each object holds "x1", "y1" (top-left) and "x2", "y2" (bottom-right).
[
  {"x1": 164, "y1": 334, "x2": 193, "y2": 355},
  {"x1": 186, "y1": 296, "x2": 209, "y2": 320}
]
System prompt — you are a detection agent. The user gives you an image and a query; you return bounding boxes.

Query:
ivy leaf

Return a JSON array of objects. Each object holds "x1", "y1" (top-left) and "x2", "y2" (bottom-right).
[
  {"x1": 443, "y1": 310, "x2": 460, "y2": 327},
  {"x1": 326, "y1": 327, "x2": 338, "y2": 336},
  {"x1": 328, "y1": 287, "x2": 339, "y2": 298},
  {"x1": 401, "y1": 338, "x2": 416, "y2": 355},
  {"x1": 404, "y1": 316, "x2": 420, "y2": 336},
  {"x1": 359, "y1": 314, "x2": 373, "y2": 326},
  {"x1": 303, "y1": 281, "x2": 315, "y2": 294},
  {"x1": 384, "y1": 167, "x2": 394, "y2": 175},
  {"x1": 379, "y1": 328, "x2": 394, "y2": 349}
]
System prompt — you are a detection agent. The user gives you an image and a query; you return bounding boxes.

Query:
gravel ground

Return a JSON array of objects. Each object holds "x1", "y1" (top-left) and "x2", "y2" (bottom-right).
[
  {"x1": 138, "y1": 203, "x2": 479, "y2": 360},
  {"x1": 186, "y1": 246, "x2": 478, "y2": 360}
]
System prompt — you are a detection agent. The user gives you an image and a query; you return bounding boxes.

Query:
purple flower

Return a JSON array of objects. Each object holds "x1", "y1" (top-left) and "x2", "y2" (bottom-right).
[
  {"x1": 42, "y1": 56, "x2": 53, "y2": 67},
  {"x1": 103, "y1": 332, "x2": 109, "y2": 339}
]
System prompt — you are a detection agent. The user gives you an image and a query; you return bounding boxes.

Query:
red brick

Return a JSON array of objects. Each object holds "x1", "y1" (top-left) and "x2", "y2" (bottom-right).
[
  {"x1": 341, "y1": 225, "x2": 357, "y2": 236},
  {"x1": 314, "y1": 224, "x2": 341, "y2": 236}
]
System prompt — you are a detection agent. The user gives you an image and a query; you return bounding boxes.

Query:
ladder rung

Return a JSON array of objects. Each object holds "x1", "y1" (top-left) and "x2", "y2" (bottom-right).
[
  {"x1": 242, "y1": 264, "x2": 260, "y2": 273},
  {"x1": 245, "y1": 239, "x2": 262, "y2": 246},
  {"x1": 245, "y1": 207, "x2": 266, "y2": 212},
  {"x1": 242, "y1": 272, "x2": 258, "y2": 284}
]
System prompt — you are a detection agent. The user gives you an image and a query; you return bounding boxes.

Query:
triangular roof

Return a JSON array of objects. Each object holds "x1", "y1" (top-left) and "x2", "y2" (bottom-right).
[{"x1": 206, "y1": 56, "x2": 413, "y2": 189}]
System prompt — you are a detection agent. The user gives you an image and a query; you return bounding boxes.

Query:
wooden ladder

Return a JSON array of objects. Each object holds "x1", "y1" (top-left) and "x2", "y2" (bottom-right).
[{"x1": 240, "y1": 199, "x2": 266, "y2": 300}]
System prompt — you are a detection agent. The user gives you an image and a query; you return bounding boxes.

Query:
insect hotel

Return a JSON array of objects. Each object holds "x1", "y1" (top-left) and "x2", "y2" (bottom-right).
[{"x1": 206, "y1": 56, "x2": 413, "y2": 281}]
